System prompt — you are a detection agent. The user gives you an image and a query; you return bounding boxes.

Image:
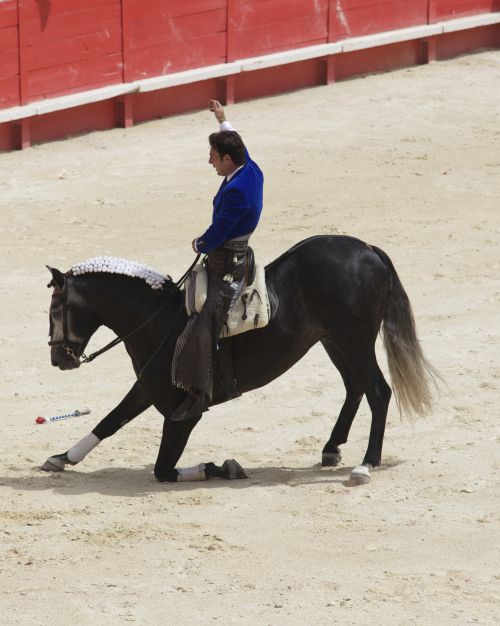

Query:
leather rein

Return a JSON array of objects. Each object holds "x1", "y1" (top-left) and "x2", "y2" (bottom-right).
[{"x1": 48, "y1": 255, "x2": 200, "y2": 368}]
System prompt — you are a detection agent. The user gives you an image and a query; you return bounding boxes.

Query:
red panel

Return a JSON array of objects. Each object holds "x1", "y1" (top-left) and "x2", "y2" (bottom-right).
[
  {"x1": 133, "y1": 79, "x2": 217, "y2": 122},
  {"x1": 0, "y1": 3, "x2": 19, "y2": 109},
  {"x1": 233, "y1": 0, "x2": 327, "y2": 28},
  {"x1": 436, "y1": 24, "x2": 500, "y2": 57},
  {"x1": 127, "y1": 8, "x2": 226, "y2": 50},
  {"x1": 0, "y1": 25, "x2": 19, "y2": 81},
  {"x1": 125, "y1": 0, "x2": 226, "y2": 21},
  {"x1": 22, "y1": 0, "x2": 119, "y2": 20},
  {"x1": 235, "y1": 59, "x2": 324, "y2": 100},
  {"x1": 125, "y1": 8, "x2": 227, "y2": 77},
  {"x1": 0, "y1": 24, "x2": 18, "y2": 53},
  {"x1": 231, "y1": 16, "x2": 328, "y2": 58},
  {"x1": 0, "y1": 75, "x2": 20, "y2": 107},
  {"x1": 0, "y1": 49, "x2": 19, "y2": 80},
  {"x1": 330, "y1": 0, "x2": 428, "y2": 41},
  {"x1": 0, "y1": 1, "x2": 18, "y2": 29},
  {"x1": 336, "y1": 40, "x2": 422, "y2": 80},
  {"x1": 29, "y1": 99, "x2": 117, "y2": 145},
  {"x1": 24, "y1": 4, "x2": 121, "y2": 43},
  {"x1": 27, "y1": 53, "x2": 123, "y2": 100},
  {"x1": 431, "y1": 1, "x2": 500, "y2": 21},
  {"x1": 0, "y1": 122, "x2": 13, "y2": 151},
  {"x1": 20, "y1": 2, "x2": 123, "y2": 101},
  {"x1": 25, "y1": 27, "x2": 122, "y2": 71},
  {"x1": 126, "y1": 33, "x2": 226, "y2": 78},
  {"x1": 230, "y1": 0, "x2": 328, "y2": 59}
]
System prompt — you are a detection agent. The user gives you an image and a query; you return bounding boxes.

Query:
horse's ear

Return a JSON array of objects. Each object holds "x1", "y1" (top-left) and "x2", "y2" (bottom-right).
[{"x1": 46, "y1": 266, "x2": 65, "y2": 289}]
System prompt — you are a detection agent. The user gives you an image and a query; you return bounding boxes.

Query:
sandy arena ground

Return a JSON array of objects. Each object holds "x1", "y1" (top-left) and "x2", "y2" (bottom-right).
[{"x1": 0, "y1": 51, "x2": 499, "y2": 625}]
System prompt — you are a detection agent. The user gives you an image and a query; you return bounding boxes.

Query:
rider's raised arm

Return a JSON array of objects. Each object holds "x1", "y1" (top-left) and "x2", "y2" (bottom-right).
[
  {"x1": 209, "y1": 99, "x2": 226, "y2": 123},
  {"x1": 209, "y1": 100, "x2": 251, "y2": 162}
]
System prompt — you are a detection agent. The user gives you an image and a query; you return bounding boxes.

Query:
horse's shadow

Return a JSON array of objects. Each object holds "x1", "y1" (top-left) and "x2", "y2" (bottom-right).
[{"x1": 1, "y1": 459, "x2": 402, "y2": 497}]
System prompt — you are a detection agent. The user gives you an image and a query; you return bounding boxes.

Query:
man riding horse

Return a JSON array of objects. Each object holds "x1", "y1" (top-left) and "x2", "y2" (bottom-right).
[{"x1": 170, "y1": 100, "x2": 264, "y2": 421}]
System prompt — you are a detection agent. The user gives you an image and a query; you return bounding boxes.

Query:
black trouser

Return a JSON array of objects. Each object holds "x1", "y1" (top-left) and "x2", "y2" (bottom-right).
[{"x1": 173, "y1": 244, "x2": 248, "y2": 403}]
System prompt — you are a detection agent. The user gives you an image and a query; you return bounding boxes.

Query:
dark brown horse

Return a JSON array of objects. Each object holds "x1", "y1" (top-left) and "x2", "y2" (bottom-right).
[{"x1": 42, "y1": 236, "x2": 438, "y2": 485}]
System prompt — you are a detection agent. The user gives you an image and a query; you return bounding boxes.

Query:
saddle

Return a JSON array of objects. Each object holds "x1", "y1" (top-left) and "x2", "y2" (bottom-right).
[{"x1": 184, "y1": 256, "x2": 272, "y2": 338}]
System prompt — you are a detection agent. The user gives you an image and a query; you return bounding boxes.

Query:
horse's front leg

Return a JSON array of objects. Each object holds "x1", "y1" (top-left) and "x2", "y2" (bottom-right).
[
  {"x1": 40, "y1": 380, "x2": 152, "y2": 472},
  {"x1": 154, "y1": 416, "x2": 248, "y2": 483},
  {"x1": 153, "y1": 416, "x2": 200, "y2": 482}
]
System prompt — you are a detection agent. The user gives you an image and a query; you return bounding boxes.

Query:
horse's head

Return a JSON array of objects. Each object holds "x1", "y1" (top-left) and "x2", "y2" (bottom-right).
[{"x1": 47, "y1": 266, "x2": 100, "y2": 370}]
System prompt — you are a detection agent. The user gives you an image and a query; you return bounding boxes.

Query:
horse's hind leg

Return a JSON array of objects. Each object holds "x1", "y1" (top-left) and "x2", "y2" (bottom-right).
[
  {"x1": 321, "y1": 339, "x2": 364, "y2": 466},
  {"x1": 343, "y1": 349, "x2": 391, "y2": 483},
  {"x1": 361, "y1": 360, "x2": 392, "y2": 468},
  {"x1": 40, "y1": 380, "x2": 152, "y2": 472},
  {"x1": 321, "y1": 338, "x2": 392, "y2": 483}
]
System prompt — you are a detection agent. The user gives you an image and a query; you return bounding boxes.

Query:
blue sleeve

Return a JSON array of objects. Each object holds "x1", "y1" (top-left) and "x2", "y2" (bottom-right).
[{"x1": 196, "y1": 188, "x2": 249, "y2": 253}]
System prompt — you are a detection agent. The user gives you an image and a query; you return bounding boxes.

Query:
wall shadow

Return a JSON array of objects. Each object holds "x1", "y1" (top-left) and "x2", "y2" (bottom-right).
[{"x1": 36, "y1": 0, "x2": 52, "y2": 31}]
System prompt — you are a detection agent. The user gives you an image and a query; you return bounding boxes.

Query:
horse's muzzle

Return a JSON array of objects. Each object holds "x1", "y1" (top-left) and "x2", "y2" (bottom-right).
[{"x1": 51, "y1": 355, "x2": 81, "y2": 370}]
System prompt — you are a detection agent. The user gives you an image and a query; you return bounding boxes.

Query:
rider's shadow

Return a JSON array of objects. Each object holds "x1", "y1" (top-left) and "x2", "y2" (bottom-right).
[{"x1": 1, "y1": 460, "x2": 401, "y2": 497}]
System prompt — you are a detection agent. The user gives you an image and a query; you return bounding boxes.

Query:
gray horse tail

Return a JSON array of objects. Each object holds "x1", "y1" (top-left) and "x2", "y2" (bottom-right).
[{"x1": 372, "y1": 246, "x2": 441, "y2": 417}]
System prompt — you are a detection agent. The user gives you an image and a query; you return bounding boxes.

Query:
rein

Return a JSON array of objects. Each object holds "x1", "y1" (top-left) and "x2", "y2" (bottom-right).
[{"x1": 49, "y1": 254, "x2": 200, "y2": 368}]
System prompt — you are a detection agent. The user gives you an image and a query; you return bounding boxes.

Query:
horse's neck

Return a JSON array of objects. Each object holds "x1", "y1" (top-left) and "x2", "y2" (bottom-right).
[{"x1": 89, "y1": 277, "x2": 162, "y2": 336}]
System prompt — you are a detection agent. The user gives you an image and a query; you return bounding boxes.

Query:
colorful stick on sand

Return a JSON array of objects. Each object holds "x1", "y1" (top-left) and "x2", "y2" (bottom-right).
[{"x1": 35, "y1": 408, "x2": 91, "y2": 424}]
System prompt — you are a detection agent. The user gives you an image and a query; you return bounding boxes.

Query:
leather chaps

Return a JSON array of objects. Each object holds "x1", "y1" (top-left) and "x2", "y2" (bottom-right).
[{"x1": 172, "y1": 242, "x2": 249, "y2": 406}]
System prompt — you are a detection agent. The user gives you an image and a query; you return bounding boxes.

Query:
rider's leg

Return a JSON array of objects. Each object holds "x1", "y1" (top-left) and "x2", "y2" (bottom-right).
[{"x1": 171, "y1": 248, "x2": 247, "y2": 421}]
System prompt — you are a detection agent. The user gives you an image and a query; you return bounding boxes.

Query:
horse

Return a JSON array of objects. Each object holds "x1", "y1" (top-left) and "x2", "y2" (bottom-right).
[{"x1": 42, "y1": 235, "x2": 438, "y2": 485}]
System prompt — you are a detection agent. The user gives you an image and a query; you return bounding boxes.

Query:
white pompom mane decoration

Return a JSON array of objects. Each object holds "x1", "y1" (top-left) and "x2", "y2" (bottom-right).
[{"x1": 71, "y1": 256, "x2": 169, "y2": 290}]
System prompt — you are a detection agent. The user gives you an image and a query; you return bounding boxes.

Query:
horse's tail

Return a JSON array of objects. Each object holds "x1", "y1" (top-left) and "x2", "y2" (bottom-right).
[{"x1": 372, "y1": 246, "x2": 440, "y2": 417}]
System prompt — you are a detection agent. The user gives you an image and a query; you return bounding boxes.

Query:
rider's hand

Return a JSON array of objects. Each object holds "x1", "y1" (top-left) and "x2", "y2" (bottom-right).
[{"x1": 209, "y1": 100, "x2": 226, "y2": 124}]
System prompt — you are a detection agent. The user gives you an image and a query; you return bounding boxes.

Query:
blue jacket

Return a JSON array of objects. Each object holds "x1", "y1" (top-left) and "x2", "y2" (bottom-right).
[{"x1": 195, "y1": 147, "x2": 263, "y2": 253}]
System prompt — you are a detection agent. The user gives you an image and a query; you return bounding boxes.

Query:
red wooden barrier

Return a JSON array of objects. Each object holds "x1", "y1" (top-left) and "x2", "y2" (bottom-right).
[
  {"x1": 229, "y1": 0, "x2": 329, "y2": 60},
  {"x1": 0, "y1": 0, "x2": 499, "y2": 150},
  {"x1": 20, "y1": 0, "x2": 123, "y2": 103},
  {"x1": 429, "y1": 1, "x2": 500, "y2": 22},
  {"x1": 0, "y1": 0, "x2": 19, "y2": 108},
  {"x1": 330, "y1": 0, "x2": 428, "y2": 40},
  {"x1": 123, "y1": 0, "x2": 226, "y2": 80}
]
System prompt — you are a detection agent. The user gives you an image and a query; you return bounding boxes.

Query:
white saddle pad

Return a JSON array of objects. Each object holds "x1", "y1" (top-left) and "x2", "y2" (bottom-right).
[{"x1": 184, "y1": 263, "x2": 271, "y2": 338}]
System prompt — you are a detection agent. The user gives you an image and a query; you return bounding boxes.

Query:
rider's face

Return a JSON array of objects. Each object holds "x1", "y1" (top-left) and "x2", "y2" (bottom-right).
[{"x1": 209, "y1": 147, "x2": 231, "y2": 177}]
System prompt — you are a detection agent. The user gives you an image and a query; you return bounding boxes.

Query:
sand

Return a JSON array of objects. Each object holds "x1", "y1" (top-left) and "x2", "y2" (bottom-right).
[{"x1": 0, "y1": 51, "x2": 499, "y2": 625}]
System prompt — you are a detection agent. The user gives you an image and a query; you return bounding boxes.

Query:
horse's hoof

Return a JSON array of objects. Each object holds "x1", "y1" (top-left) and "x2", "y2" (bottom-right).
[
  {"x1": 40, "y1": 452, "x2": 74, "y2": 472},
  {"x1": 40, "y1": 456, "x2": 66, "y2": 472},
  {"x1": 222, "y1": 459, "x2": 248, "y2": 479},
  {"x1": 322, "y1": 451, "x2": 342, "y2": 467},
  {"x1": 349, "y1": 464, "x2": 372, "y2": 485}
]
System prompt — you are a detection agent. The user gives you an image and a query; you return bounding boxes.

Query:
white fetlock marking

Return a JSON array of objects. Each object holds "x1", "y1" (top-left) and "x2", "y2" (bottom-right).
[
  {"x1": 350, "y1": 464, "x2": 373, "y2": 485},
  {"x1": 67, "y1": 433, "x2": 100, "y2": 463},
  {"x1": 177, "y1": 463, "x2": 206, "y2": 482},
  {"x1": 177, "y1": 472, "x2": 206, "y2": 482}
]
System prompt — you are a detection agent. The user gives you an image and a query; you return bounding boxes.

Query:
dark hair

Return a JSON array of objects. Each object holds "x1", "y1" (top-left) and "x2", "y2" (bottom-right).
[{"x1": 209, "y1": 131, "x2": 246, "y2": 166}]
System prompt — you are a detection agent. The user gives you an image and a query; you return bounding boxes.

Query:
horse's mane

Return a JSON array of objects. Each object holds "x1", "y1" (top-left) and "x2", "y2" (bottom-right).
[{"x1": 71, "y1": 256, "x2": 172, "y2": 290}]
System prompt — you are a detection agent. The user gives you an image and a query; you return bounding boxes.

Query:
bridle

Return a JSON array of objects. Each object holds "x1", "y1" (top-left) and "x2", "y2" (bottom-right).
[
  {"x1": 47, "y1": 280, "x2": 89, "y2": 362},
  {"x1": 48, "y1": 255, "x2": 200, "y2": 372}
]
